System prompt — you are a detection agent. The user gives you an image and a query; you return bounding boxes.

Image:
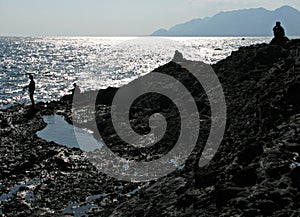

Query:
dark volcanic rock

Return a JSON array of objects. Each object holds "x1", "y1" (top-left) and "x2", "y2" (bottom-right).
[
  {"x1": 284, "y1": 142, "x2": 300, "y2": 153},
  {"x1": 290, "y1": 167, "x2": 300, "y2": 189},
  {"x1": 236, "y1": 143, "x2": 263, "y2": 166},
  {"x1": 258, "y1": 200, "x2": 281, "y2": 215},
  {"x1": 107, "y1": 39, "x2": 300, "y2": 216},
  {"x1": 215, "y1": 186, "x2": 243, "y2": 207},
  {"x1": 286, "y1": 83, "x2": 300, "y2": 109},
  {"x1": 232, "y1": 167, "x2": 258, "y2": 187},
  {"x1": 96, "y1": 87, "x2": 118, "y2": 106},
  {"x1": 194, "y1": 168, "x2": 217, "y2": 188},
  {"x1": 255, "y1": 45, "x2": 288, "y2": 65}
]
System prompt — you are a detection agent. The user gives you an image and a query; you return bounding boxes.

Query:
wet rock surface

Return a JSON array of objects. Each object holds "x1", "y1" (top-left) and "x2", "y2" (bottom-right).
[{"x1": 1, "y1": 39, "x2": 300, "y2": 216}]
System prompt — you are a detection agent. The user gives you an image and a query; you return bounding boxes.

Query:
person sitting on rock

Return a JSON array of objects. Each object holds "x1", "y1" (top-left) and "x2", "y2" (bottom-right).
[
  {"x1": 273, "y1": 21, "x2": 285, "y2": 38},
  {"x1": 270, "y1": 21, "x2": 289, "y2": 45}
]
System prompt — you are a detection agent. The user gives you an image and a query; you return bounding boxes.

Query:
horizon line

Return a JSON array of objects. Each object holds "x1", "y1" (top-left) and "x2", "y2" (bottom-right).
[{"x1": 0, "y1": 35, "x2": 278, "y2": 38}]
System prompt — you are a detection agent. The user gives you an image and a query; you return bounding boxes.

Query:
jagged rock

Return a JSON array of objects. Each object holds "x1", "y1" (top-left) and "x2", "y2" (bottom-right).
[
  {"x1": 194, "y1": 168, "x2": 217, "y2": 188},
  {"x1": 286, "y1": 83, "x2": 300, "y2": 108},
  {"x1": 284, "y1": 142, "x2": 300, "y2": 152},
  {"x1": 233, "y1": 197, "x2": 250, "y2": 209},
  {"x1": 96, "y1": 87, "x2": 118, "y2": 106},
  {"x1": 269, "y1": 190, "x2": 292, "y2": 209},
  {"x1": 258, "y1": 200, "x2": 280, "y2": 215},
  {"x1": 289, "y1": 167, "x2": 300, "y2": 189},
  {"x1": 232, "y1": 167, "x2": 258, "y2": 187},
  {"x1": 236, "y1": 144, "x2": 263, "y2": 166},
  {"x1": 270, "y1": 36, "x2": 290, "y2": 46},
  {"x1": 215, "y1": 186, "x2": 243, "y2": 207},
  {"x1": 255, "y1": 45, "x2": 288, "y2": 65}
]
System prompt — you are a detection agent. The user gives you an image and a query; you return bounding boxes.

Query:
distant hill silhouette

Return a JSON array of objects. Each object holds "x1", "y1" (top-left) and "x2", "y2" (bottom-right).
[{"x1": 151, "y1": 6, "x2": 300, "y2": 36}]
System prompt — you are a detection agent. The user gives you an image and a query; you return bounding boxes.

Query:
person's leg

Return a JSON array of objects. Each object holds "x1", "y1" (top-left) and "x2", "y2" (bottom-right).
[{"x1": 30, "y1": 92, "x2": 34, "y2": 108}]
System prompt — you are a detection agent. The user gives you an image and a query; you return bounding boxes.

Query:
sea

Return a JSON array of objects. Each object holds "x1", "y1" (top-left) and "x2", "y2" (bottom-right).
[{"x1": 0, "y1": 36, "x2": 275, "y2": 108}]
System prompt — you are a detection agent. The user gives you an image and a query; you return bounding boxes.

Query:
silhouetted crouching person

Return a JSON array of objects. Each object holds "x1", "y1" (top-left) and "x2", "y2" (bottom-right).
[
  {"x1": 71, "y1": 83, "x2": 85, "y2": 105},
  {"x1": 270, "y1": 21, "x2": 289, "y2": 45},
  {"x1": 24, "y1": 75, "x2": 35, "y2": 108},
  {"x1": 72, "y1": 83, "x2": 81, "y2": 96}
]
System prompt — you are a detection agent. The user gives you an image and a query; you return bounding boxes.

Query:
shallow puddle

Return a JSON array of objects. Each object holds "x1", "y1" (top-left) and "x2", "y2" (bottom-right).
[{"x1": 37, "y1": 115, "x2": 103, "y2": 152}]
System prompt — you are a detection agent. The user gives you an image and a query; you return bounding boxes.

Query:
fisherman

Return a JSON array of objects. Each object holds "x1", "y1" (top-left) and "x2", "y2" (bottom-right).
[{"x1": 23, "y1": 75, "x2": 35, "y2": 108}]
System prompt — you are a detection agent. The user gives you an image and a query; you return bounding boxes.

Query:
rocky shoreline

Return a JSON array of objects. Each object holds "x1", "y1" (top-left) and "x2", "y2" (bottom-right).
[{"x1": 1, "y1": 39, "x2": 300, "y2": 216}]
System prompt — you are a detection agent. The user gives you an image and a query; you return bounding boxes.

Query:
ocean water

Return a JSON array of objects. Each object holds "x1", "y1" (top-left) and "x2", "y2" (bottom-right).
[{"x1": 0, "y1": 36, "x2": 272, "y2": 108}]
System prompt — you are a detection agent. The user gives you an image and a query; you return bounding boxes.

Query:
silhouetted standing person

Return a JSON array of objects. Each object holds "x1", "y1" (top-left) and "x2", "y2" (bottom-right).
[
  {"x1": 270, "y1": 21, "x2": 289, "y2": 45},
  {"x1": 24, "y1": 75, "x2": 35, "y2": 108}
]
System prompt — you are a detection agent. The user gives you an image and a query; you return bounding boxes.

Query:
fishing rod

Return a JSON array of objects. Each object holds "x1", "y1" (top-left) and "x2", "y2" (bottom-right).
[{"x1": 7, "y1": 82, "x2": 28, "y2": 95}]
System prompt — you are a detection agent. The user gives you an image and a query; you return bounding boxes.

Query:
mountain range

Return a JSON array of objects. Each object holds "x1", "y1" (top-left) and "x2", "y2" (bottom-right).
[{"x1": 151, "y1": 6, "x2": 300, "y2": 36}]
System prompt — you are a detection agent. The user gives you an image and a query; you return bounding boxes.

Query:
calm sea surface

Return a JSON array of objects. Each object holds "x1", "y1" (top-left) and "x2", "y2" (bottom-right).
[{"x1": 0, "y1": 36, "x2": 273, "y2": 108}]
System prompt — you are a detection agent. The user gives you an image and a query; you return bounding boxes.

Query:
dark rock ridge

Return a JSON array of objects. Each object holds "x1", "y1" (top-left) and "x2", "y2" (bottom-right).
[
  {"x1": 1, "y1": 39, "x2": 300, "y2": 216},
  {"x1": 151, "y1": 5, "x2": 300, "y2": 36}
]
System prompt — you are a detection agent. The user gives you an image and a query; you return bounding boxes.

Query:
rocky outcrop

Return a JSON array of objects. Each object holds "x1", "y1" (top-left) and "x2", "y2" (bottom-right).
[
  {"x1": 108, "y1": 39, "x2": 300, "y2": 216},
  {"x1": 1, "y1": 39, "x2": 300, "y2": 216}
]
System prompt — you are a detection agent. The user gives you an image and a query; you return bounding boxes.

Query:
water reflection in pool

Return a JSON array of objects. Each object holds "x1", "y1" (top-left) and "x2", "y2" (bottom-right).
[{"x1": 37, "y1": 115, "x2": 103, "y2": 152}]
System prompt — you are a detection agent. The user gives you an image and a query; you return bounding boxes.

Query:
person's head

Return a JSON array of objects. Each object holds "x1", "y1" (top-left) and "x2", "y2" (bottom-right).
[
  {"x1": 29, "y1": 75, "x2": 33, "y2": 80},
  {"x1": 276, "y1": 21, "x2": 281, "y2": 27}
]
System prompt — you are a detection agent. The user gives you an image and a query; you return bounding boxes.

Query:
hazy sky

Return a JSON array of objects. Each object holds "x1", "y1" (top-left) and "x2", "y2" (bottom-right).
[{"x1": 0, "y1": 0, "x2": 300, "y2": 36}]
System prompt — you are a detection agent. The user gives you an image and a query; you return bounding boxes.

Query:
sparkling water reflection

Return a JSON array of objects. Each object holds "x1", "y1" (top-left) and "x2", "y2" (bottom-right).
[{"x1": 0, "y1": 36, "x2": 272, "y2": 108}]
